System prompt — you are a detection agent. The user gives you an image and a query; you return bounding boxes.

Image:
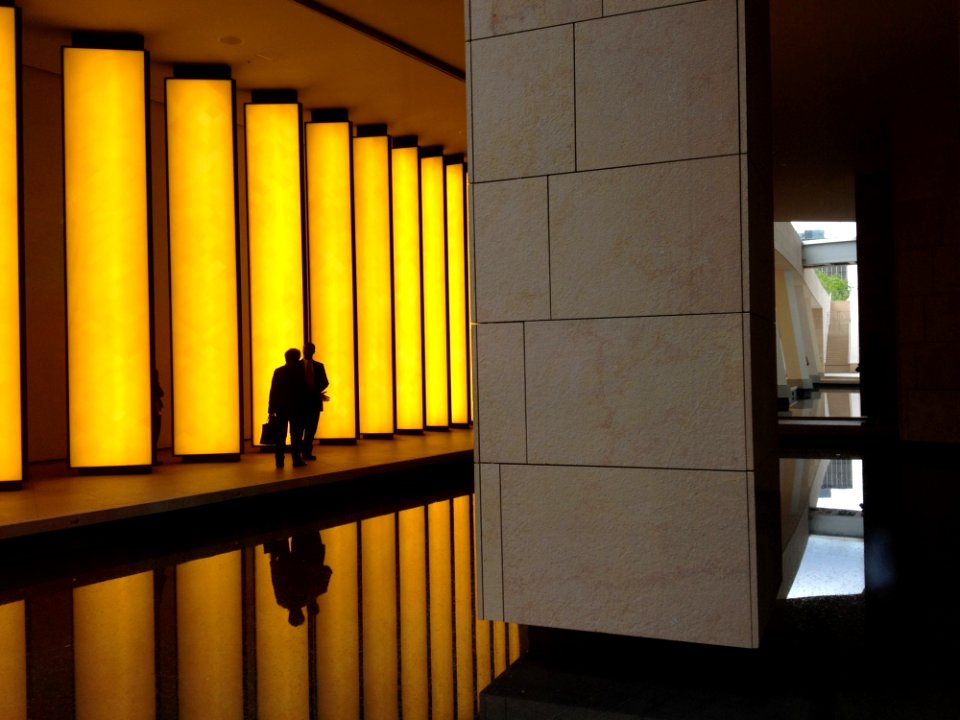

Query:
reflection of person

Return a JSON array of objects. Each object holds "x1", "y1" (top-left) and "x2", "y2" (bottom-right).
[
  {"x1": 300, "y1": 342, "x2": 329, "y2": 461},
  {"x1": 268, "y1": 348, "x2": 307, "y2": 468},
  {"x1": 293, "y1": 532, "x2": 333, "y2": 617},
  {"x1": 264, "y1": 532, "x2": 334, "y2": 626},
  {"x1": 152, "y1": 367, "x2": 164, "y2": 465},
  {"x1": 264, "y1": 538, "x2": 307, "y2": 626}
]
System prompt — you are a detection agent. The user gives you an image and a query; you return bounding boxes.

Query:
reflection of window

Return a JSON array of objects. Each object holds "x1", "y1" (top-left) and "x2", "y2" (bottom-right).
[{"x1": 820, "y1": 459, "x2": 853, "y2": 497}]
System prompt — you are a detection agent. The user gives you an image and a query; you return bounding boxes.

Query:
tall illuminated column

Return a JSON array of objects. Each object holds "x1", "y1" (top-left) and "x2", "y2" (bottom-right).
[
  {"x1": 245, "y1": 91, "x2": 305, "y2": 443},
  {"x1": 353, "y1": 125, "x2": 394, "y2": 437},
  {"x1": 391, "y1": 136, "x2": 424, "y2": 432},
  {"x1": 304, "y1": 109, "x2": 358, "y2": 442},
  {"x1": 419, "y1": 146, "x2": 449, "y2": 429},
  {"x1": 63, "y1": 32, "x2": 152, "y2": 470},
  {"x1": 0, "y1": 3, "x2": 22, "y2": 486},
  {"x1": 165, "y1": 65, "x2": 241, "y2": 460},
  {"x1": 444, "y1": 156, "x2": 470, "y2": 427}
]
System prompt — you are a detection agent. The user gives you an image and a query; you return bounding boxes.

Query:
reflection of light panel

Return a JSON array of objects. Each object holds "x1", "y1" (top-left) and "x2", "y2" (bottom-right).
[
  {"x1": 0, "y1": 6, "x2": 21, "y2": 483},
  {"x1": 256, "y1": 543, "x2": 309, "y2": 719},
  {"x1": 166, "y1": 73, "x2": 240, "y2": 457},
  {"x1": 63, "y1": 44, "x2": 152, "y2": 468},
  {"x1": 316, "y1": 523, "x2": 360, "y2": 720},
  {"x1": 391, "y1": 138, "x2": 424, "y2": 432},
  {"x1": 74, "y1": 573, "x2": 155, "y2": 719},
  {"x1": 0, "y1": 600, "x2": 26, "y2": 719},
  {"x1": 428, "y1": 500, "x2": 454, "y2": 718},
  {"x1": 353, "y1": 128, "x2": 394, "y2": 436},
  {"x1": 398, "y1": 506, "x2": 428, "y2": 720},
  {"x1": 177, "y1": 552, "x2": 242, "y2": 720},
  {"x1": 305, "y1": 112, "x2": 357, "y2": 441},
  {"x1": 420, "y1": 149, "x2": 448, "y2": 428},
  {"x1": 453, "y1": 494, "x2": 475, "y2": 717},
  {"x1": 509, "y1": 623, "x2": 522, "y2": 663},
  {"x1": 361, "y1": 514, "x2": 399, "y2": 719},
  {"x1": 445, "y1": 158, "x2": 469, "y2": 426},
  {"x1": 245, "y1": 99, "x2": 304, "y2": 442},
  {"x1": 493, "y1": 621, "x2": 507, "y2": 676}
]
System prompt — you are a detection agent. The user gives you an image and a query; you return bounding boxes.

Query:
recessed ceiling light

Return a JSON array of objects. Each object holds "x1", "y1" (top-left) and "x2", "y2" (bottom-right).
[{"x1": 219, "y1": 36, "x2": 243, "y2": 45}]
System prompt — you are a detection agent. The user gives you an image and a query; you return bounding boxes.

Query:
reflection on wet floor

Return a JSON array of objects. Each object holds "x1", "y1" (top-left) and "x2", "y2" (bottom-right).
[
  {"x1": 0, "y1": 491, "x2": 521, "y2": 719},
  {"x1": 787, "y1": 386, "x2": 861, "y2": 418}
]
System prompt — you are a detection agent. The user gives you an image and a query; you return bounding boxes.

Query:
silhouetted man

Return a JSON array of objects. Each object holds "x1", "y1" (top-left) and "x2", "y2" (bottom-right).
[
  {"x1": 268, "y1": 348, "x2": 307, "y2": 468},
  {"x1": 300, "y1": 342, "x2": 329, "y2": 460}
]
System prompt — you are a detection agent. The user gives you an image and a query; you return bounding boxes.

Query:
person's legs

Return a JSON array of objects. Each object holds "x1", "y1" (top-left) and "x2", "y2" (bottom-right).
[
  {"x1": 275, "y1": 415, "x2": 290, "y2": 468},
  {"x1": 290, "y1": 414, "x2": 307, "y2": 466},
  {"x1": 302, "y1": 408, "x2": 320, "y2": 459}
]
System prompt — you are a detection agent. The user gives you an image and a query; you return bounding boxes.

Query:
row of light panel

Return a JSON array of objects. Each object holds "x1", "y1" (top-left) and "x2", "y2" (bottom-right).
[{"x1": 1, "y1": 25, "x2": 472, "y2": 477}]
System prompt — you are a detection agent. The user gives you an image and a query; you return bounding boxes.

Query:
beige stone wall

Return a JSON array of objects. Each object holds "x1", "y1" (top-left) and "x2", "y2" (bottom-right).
[{"x1": 468, "y1": 0, "x2": 777, "y2": 647}]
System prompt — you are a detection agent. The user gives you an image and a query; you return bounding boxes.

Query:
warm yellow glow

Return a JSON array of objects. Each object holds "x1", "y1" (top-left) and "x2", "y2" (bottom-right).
[
  {"x1": 509, "y1": 623, "x2": 522, "y2": 663},
  {"x1": 0, "y1": 8, "x2": 20, "y2": 482},
  {"x1": 306, "y1": 121, "x2": 357, "y2": 441},
  {"x1": 246, "y1": 103, "x2": 304, "y2": 442},
  {"x1": 475, "y1": 618, "x2": 492, "y2": 695},
  {"x1": 167, "y1": 78, "x2": 240, "y2": 455},
  {"x1": 177, "y1": 552, "x2": 243, "y2": 720},
  {"x1": 63, "y1": 47, "x2": 151, "y2": 467},
  {"x1": 353, "y1": 134, "x2": 394, "y2": 435},
  {"x1": 392, "y1": 145, "x2": 424, "y2": 431},
  {"x1": 316, "y1": 523, "x2": 360, "y2": 720},
  {"x1": 446, "y1": 162, "x2": 469, "y2": 426},
  {"x1": 428, "y1": 500, "x2": 454, "y2": 719},
  {"x1": 0, "y1": 601, "x2": 26, "y2": 720},
  {"x1": 420, "y1": 154, "x2": 449, "y2": 428},
  {"x1": 256, "y1": 542, "x2": 309, "y2": 720},
  {"x1": 398, "y1": 506, "x2": 428, "y2": 720},
  {"x1": 74, "y1": 573, "x2": 155, "y2": 720},
  {"x1": 453, "y1": 494, "x2": 475, "y2": 717},
  {"x1": 361, "y1": 513, "x2": 399, "y2": 720},
  {"x1": 493, "y1": 621, "x2": 507, "y2": 676}
]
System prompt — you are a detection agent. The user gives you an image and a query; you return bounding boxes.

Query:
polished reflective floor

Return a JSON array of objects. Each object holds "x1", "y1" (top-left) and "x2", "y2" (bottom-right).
[{"x1": 0, "y1": 483, "x2": 520, "y2": 719}]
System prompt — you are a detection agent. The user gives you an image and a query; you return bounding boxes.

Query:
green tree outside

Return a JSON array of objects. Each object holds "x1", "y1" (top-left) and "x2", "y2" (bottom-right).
[{"x1": 815, "y1": 269, "x2": 850, "y2": 301}]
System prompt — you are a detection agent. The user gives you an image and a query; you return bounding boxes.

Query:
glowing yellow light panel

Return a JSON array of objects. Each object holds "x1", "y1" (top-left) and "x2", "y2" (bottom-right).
[
  {"x1": 420, "y1": 149, "x2": 449, "y2": 428},
  {"x1": 445, "y1": 158, "x2": 469, "y2": 427},
  {"x1": 0, "y1": 6, "x2": 21, "y2": 483},
  {"x1": 353, "y1": 128, "x2": 394, "y2": 436},
  {"x1": 305, "y1": 113, "x2": 357, "y2": 441},
  {"x1": 166, "y1": 75, "x2": 240, "y2": 457},
  {"x1": 245, "y1": 100, "x2": 305, "y2": 442},
  {"x1": 63, "y1": 45, "x2": 152, "y2": 469},
  {"x1": 391, "y1": 139, "x2": 424, "y2": 432}
]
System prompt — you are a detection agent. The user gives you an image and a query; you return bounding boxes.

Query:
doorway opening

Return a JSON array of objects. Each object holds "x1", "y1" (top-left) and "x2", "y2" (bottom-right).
[{"x1": 775, "y1": 221, "x2": 861, "y2": 419}]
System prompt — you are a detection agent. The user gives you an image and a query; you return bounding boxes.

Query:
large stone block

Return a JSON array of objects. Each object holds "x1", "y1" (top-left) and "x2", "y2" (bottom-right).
[
  {"x1": 525, "y1": 315, "x2": 747, "y2": 471},
  {"x1": 476, "y1": 323, "x2": 527, "y2": 463},
  {"x1": 470, "y1": 0, "x2": 601, "y2": 38},
  {"x1": 470, "y1": 26, "x2": 575, "y2": 181},
  {"x1": 473, "y1": 177, "x2": 551, "y2": 322},
  {"x1": 499, "y1": 464, "x2": 754, "y2": 646},
  {"x1": 575, "y1": 0, "x2": 739, "y2": 170},
  {"x1": 549, "y1": 156, "x2": 742, "y2": 319}
]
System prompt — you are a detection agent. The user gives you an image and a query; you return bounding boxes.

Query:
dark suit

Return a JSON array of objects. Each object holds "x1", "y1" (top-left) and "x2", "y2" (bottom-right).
[
  {"x1": 268, "y1": 360, "x2": 308, "y2": 466},
  {"x1": 300, "y1": 358, "x2": 329, "y2": 455}
]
